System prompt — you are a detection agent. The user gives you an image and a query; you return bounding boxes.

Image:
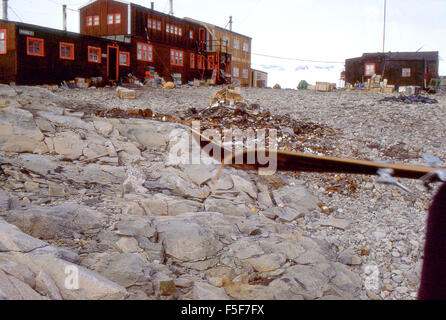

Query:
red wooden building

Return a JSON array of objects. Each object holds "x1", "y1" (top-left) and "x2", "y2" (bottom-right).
[{"x1": 0, "y1": 0, "x2": 233, "y2": 85}]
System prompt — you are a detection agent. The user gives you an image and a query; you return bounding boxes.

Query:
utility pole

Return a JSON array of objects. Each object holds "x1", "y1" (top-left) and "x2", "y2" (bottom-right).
[
  {"x1": 63, "y1": 4, "x2": 67, "y2": 31},
  {"x1": 169, "y1": 0, "x2": 173, "y2": 15},
  {"x1": 2, "y1": 0, "x2": 7, "y2": 20},
  {"x1": 229, "y1": 16, "x2": 233, "y2": 32},
  {"x1": 383, "y1": 0, "x2": 387, "y2": 52}
]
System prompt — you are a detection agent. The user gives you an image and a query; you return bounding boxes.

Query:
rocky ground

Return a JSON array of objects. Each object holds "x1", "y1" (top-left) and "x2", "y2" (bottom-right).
[{"x1": 0, "y1": 84, "x2": 445, "y2": 300}]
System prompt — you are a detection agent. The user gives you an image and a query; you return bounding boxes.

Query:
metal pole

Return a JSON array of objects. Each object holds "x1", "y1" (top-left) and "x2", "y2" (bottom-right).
[
  {"x1": 383, "y1": 0, "x2": 387, "y2": 52},
  {"x1": 151, "y1": 2, "x2": 154, "y2": 10},
  {"x1": 63, "y1": 4, "x2": 67, "y2": 31},
  {"x1": 2, "y1": 0, "x2": 7, "y2": 20},
  {"x1": 169, "y1": 0, "x2": 173, "y2": 15},
  {"x1": 229, "y1": 16, "x2": 233, "y2": 32}
]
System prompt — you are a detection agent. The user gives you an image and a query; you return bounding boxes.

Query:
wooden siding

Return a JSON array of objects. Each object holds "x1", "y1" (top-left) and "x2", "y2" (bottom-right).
[
  {"x1": 130, "y1": 3, "x2": 202, "y2": 51},
  {"x1": 0, "y1": 21, "x2": 17, "y2": 83},
  {"x1": 0, "y1": 21, "x2": 132, "y2": 85},
  {"x1": 80, "y1": 0, "x2": 129, "y2": 37},
  {"x1": 345, "y1": 53, "x2": 439, "y2": 89}
]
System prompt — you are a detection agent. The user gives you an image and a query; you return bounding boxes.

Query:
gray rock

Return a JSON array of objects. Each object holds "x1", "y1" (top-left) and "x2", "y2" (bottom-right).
[
  {"x1": 272, "y1": 185, "x2": 318, "y2": 215},
  {"x1": 4, "y1": 204, "x2": 106, "y2": 241},
  {"x1": 338, "y1": 249, "x2": 362, "y2": 266},
  {"x1": 155, "y1": 216, "x2": 224, "y2": 262},
  {"x1": 193, "y1": 281, "x2": 230, "y2": 300},
  {"x1": 231, "y1": 175, "x2": 257, "y2": 199},
  {"x1": 35, "y1": 270, "x2": 63, "y2": 300},
  {"x1": 319, "y1": 218, "x2": 351, "y2": 230},
  {"x1": 204, "y1": 198, "x2": 249, "y2": 217}
]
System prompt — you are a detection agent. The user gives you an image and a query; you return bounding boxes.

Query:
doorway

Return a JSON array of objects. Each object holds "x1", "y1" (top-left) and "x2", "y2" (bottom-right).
[{"x1": 107, "y1": 45, "x2": 119, "y2": 81}]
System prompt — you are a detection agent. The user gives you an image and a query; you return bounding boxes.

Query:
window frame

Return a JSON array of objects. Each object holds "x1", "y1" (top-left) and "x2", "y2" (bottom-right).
[
  {"x1": 242, "y1": 42, "x2": 249, "y2": 52},
  {"x1": 115, "y1": 13, "x2": 121, "y2": 24},
  {"x1": 197, "y1": 55, "x2": 205, "y2": 70},
  {"x1": 364, "y1": 63, "x2": 376, "y2": 76},
  {"x1": 207, "y1": 55, "x2": 214, "y2": 70},
  {"x1": 190, "y1": 53, "x2": 195, "y2": 69},
  {"x1": 86, "y1": 16, "x2": 93, "y2": 26},
  {"x1": 189, "y1": 30, "x2": 194, "y2": 40},
  {"x1": 242, "y1": 69, "x2": 249, "y2": 79},
  {"x1": 233, "y1": 67, "x2": 240, "y2": 78},
  {"x1": 26, "y1": 37, "x2": 44, "y2": 57},
  {"x1": 233, "y1": 39, "x2": 239, "y2": 50},
  {"x1": 93, "y1": 15, "x2": 100, "y2": 26},
  {"x1": 0, "y1": 29, "x2": 6, "y2": 55},
  {"x1": 59, "y1": 42, "x2": 75, "y2": 61},
  {"x1": 119, "y1": 51, "x2": 130, "y2": 66},
  {"x1": 170, "y1": 49, "x2": 184, "y2": 66},
  {"x1": 402, "y1": 67, "x2": 411, "y2": 78},
  {"x1": 107, "y1": 14, "x2": 114, "y2": 25},
  {"x1": 88, "y1": 46, "x2": 101, "y2": 63},
  {"x1": 136, "y1": 42, "x2": 153, "y2": 62}
]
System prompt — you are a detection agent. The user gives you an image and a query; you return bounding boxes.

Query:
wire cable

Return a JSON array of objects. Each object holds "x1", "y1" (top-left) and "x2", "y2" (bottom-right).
[{"x1": 252, "y1": 52, "x2": 344, "y2": 64}]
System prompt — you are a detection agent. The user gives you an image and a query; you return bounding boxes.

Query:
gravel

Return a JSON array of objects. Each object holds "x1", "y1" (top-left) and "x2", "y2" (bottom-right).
[{"x1": 57, "y1": 85, "x2": 446, "y2": 300}]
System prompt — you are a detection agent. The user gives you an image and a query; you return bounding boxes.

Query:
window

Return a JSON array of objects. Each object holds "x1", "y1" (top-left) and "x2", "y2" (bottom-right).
[
  {"x1": 88, "y1": 46, "x2": 101, "y2": 63},
  {"x1": 108, "y1": 14, "x2": 114, "y2": 24},
  {"x1": 174, "y1": 26, "x2": 178, "y2": 35},
  {"x1": 148, "y1": 19, "x2": 161, "y2": 30},
  {"x1": 166, "y1": 23, "x2": 170, "y2": 33},
  {"x1": 157, "y1": 21, "x2": 161, "y2": 31},
  {"x1": 402, "y1": 68, "x2": 411, "y2": 77},
  {"x1": 93, "y1": 15, "x2": 100, "y2": 26},
  {"x1": 222, "y1": 36, "x2": 229, "y2": 49},
  {"x1": 119, "y1": 51, "x2": 130, "y2": 66},
  {"x1": 0, "y1": 29, "x2": 6, "y2": 54},
  {"x1": 233, "y1": 39, "x2": 239, "y2": 50},
  {"x1": 86, "y1": 16, "x2": 93, "y2": 26},
  {"x1": 242, "y1": 42, "x2": 249, "y2": 52},
  {"x1": 26, "y1": 37, "x2": 44, "y2": 57},
  {"x1": 190, "y1": 53, "x2": 195, "y2": 69},
  {"x1": 170, "y1": 49, "x2": 183, "y2": 66},
  {"x1": 189, "y1": 30, "x2": 194, "y2": 40},
  {"x1": 197, "y1": 55, "x2": 205, "y2": 70},
  {"x1": 115, "y1": 13, "x2": 121, "y2": 24},
  {"x1": 233, "y1": 67, "x2": 239, "y2": 78},
  {"x1": 178, "y1": 28, "x2": 182, "y2": 36},
  {"x1": 242, "y1": 69, "x2": 249, "y2": 79},
  {"x1": 60, "y1": 42, "x2": 74, "y2": 60},
  {"x1": 364, "y1": 63, "x2": 375, "y2": 76},
  {"x1": 207, "y1": 55, "x2": 214, "y2": 70},
  {"x1": 137, "y1": 42, "x2": 153, "y2": 62}
]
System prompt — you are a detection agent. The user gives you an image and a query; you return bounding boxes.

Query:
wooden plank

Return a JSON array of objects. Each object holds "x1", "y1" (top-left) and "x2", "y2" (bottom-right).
[{"x1": 190, "y1": 127, "x2": 443, "y2": 180}]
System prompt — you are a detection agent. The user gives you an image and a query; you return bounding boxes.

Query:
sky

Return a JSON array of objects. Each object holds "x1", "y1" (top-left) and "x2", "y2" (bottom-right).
[{"x1": 6, "y1": 0, "x2": 446, "y2": 88}]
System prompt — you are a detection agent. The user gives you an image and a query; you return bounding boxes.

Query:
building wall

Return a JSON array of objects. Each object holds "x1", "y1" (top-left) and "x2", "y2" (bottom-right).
[
  {"x1": 251, "y1": 69, "x2": 267, "y2": 88},
  {"x1": 212, "y1": 28, "x2": 251, "y2": 87},
  {"x1": 0, "y1": 21, "x2": 17, "y2": 83},
  {"x1": 345, "y1": 55, "x2": 439, "y2": 88},
  {"x1": 1, "y1": 21, "x2": 132, "y2": 85},
  {"x1": 80, "y1": 0, "x2": 129, "y2": 37}
]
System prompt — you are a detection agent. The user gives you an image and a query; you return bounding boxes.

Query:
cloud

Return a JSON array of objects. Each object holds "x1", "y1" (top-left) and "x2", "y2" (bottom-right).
[
  {"x1": 295, "y1": 65, "x2": 310, "y2": 71},
  {"x1": 260, "y1": 64, "x2": 286, "y2": 71}
]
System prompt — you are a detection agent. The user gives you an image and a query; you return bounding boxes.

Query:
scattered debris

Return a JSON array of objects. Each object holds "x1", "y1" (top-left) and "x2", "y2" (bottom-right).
[
  {"x1": 116, "y1": 87, "x2": 137, "y2": 99},
  {"x1": 380, "y1": 95, "x2": 438, "y2": 104},
  {"x1": 163, "y1": 82, "x2": 175, "y2": 90}
]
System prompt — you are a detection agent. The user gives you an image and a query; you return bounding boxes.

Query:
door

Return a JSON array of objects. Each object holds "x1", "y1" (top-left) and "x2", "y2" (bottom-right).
[{"x1": 107, "y1": 45, "x2": 119, "y2": 81}]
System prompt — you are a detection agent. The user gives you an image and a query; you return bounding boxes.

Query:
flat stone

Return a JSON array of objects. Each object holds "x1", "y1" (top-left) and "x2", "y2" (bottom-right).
[
  {"x1": 319, "y1": 218, "x2": 351, "y2": 230},
  {"x1": 231, "y1": 175, "x2": 257, "y2": 199},
  {"x1": 116, "y1": 237, "x2": 140, "y2": 253},
  {"x1": 193, "y1": 281, "x2": 230, "y2": 300}
]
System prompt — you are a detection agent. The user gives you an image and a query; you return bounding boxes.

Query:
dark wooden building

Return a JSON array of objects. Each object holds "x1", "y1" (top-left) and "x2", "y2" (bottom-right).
[
  {"x1": 0, "y1": 19, "x2": 131, "y2": 84},
  {"x1": 1, "y1": 0, "x2": 235, "y2": 85},
  {"x1": 345, "y1": 51, "x2": 439, "y2": 89}
]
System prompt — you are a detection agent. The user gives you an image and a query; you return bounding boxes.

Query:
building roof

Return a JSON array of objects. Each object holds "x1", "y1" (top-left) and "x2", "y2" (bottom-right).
[
  {"x1": 183, "y1": 17, "x2": 252, "y2": 40},
  {"x1": 360, "y1": 51, "x2": 439, "y2": 61},
  {"x1": 79, "y1": 0, "x2": 130, "y2": 10}
]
